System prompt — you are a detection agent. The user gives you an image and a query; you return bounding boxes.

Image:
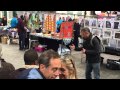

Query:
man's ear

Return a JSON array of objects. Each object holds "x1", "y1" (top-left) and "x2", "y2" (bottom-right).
[{"x1": 39, "y1": 64, "x2": 46, "y2": 71}]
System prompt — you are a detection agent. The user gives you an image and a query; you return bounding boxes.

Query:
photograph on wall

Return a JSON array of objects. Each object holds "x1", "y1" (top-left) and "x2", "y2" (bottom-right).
[
  {"x1": 97, "y1": 20, "x2": 102, "y2": 28},
  {"x1": 109, "y1": 39, "x2": 117, "y2": 47},
  {"x1": 91, "y1": 29, "x2": 101, "y2": 37},
  {"x1": 113, "y1": 21, "x2": 120, "y2": 29},
  {"x1": 103, "y1": 30, "x2": 112, "y2": 38},
  {"x1": 84, "y1": 19, "x2": 89, "y2": 27},
  {"x1": 91, "y1": 19, "x2": 97, "y2": 28},
  {"x1": 105, "y1": 20, "x2": 111, "y2": 29},
  {"x1": 102, "y1": 38, "x2": 109, "y2": 46},
  {"x1": 116, "y1": 40, "x2": 120, "y2": 48},
  {"x1": 114, "y1": 32, "x2": 120, "y2": 39},
  {"x1": 97, "y1": 19, "x2": 104, "y2": 29},
  {"x1": 60, "y1": 21, "x2": 74, "y2": 39}
]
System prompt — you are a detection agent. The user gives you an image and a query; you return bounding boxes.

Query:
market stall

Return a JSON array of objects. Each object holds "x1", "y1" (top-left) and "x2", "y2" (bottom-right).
[{"x1": 30, "y1": 21, "x2": 74, "y2": 55}]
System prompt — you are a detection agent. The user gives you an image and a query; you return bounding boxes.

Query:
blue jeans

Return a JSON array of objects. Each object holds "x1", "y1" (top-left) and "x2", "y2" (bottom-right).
[
  {"x1": 18, "y1": 32, "x2": 26, "y2": 49},
  {"x1": 85, "y1": 62, "x2": 100, "y2": 79}
]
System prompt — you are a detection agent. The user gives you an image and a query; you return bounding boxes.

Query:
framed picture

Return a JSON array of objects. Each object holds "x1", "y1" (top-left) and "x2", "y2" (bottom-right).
[
  {"x1": 84, "y1": 18, "x2": 89, "y2": 27},
  {"x1": 113, "y1": 21, "x2": 120, "y2": 29},
  {"x1": 102, "y1": 38, "x2": 109, "y2": 46},
  {"x1": 105, "y1": 20, "x2": 112, "y2": 29},
  {"x1": 109, "y1": 39, "x2": 117, "y2": 47},
  {"x1": 91, "y1": 29, "x2": 101, "y2": 37},
  {"x1": 97, "y1": 19, "x2": 103, "y2": 28},
  {"x1": 116, "y1": 40, "x2": 120, "y2": 48},
  {"x1": 103, "y1": 30, "x2": 112, "y2": 38},
  {"x1": 114, "y1": 31, "x2": 120, "y2": 40},
  {"x1": 91, "y1": 19, "x2": 97, "y2": 28}
]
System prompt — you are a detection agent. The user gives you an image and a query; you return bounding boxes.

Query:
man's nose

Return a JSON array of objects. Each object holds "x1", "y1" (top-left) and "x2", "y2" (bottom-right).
[{"x1": 55, "y1": 69, "x2": 61, "y2": 76}]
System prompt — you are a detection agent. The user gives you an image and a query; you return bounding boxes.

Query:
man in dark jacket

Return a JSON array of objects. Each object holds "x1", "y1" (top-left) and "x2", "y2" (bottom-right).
[
  {"x1": 70, "y1": 27, "x2": 101, "y2": 79},
  {"x1": 73, "y1": 19, "x2": 80, "y2": 49},
  {"x1": 17, "y1": 15, "x2": 26, "y2": 50}
]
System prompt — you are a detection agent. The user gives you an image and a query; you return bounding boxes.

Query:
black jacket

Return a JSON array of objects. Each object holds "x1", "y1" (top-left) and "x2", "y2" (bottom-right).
[
  {"x1": 77, "y1": 34, "x2": 101, "y2": 63},
  {"x1": 73, "y1": 22, "x2": 80, "y2": 37}
]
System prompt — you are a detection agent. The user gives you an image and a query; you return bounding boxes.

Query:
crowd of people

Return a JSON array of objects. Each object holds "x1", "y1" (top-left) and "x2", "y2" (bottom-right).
[
  {"x1": 0, "y1": 27, "x2": 102, "y2": 79},
  {"x1": 0, "y1": 12, "x2": 103, "y2": 79},
  {"x1": 0, "y1": 45, "x2": 77, "y2": 79},
  {"x1": 9, "y1": 12, "x2": 42, "y2": 50}
]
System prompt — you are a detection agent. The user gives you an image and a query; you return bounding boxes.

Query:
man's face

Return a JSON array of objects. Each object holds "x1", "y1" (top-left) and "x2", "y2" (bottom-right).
[
  {"x1": 80, "y1": 31, "x2": 90, "y2": 40},
  {"x1": 40, "y1": 58, "x2": 61, "y2": 79}
]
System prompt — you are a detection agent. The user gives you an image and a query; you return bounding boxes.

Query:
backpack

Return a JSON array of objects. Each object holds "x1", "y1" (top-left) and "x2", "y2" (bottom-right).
[
  {"x1": 16, "y1": 68, "x2": 33, "y2": 79},
  {"x1": 106, "y1": 59, "x2": 120, "y2": 70},
  {"x1": 9, "y1": 68, "x2": 26, "y2": 79},
  {"x1": 90, "y1": 35, "x2": 105, "y2": 53}
]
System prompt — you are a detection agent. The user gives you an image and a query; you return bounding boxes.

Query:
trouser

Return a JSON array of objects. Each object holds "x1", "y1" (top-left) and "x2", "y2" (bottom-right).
[
  {"x1": 73, "y1": 36, "x2": 79, "y2": 48},
  {"x1": 18, "y1": 32, "x2": 26, "y2": 49},
  {"x1": 25, "y1": 32, "x2": 30, "y2": 49},
  {"x1": 85, "y1": 62, "x2": 100, "y2": 79}
]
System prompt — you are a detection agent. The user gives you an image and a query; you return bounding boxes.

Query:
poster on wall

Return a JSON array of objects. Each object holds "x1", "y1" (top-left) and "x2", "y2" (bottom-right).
[
  {"x1": 84, "y1": 18, "x2": 90, "y2": 27},
  {"x1": 49, "y1": 14, "x2": 56, "y2": 32},
  {"x1": 113, "y1": 21, "x2": 120, "y2": 29},
  {"x1": 43, "y1": 14, "x2": 56, "y2": 32},
  {"x1": 102, "y1": 38, "x2": 109, "y2": 46},
  {"x1": 59, "y1": 21, "x2": 74, "y2": 39},
  {"x1": 43, "y1": 14, "x2": 49, "y2": 31},
  {"x1": 97, "y1": 19, "x2": 104, "y2": 29},
  {"x1": 105, "y1": 20, "x2": 112, "y2": 29},
  {"x1": 103, "y1": 30, "x2": 112, "y2": 38},
  {"x1": 92, "y1": 29, "x2": 101, "y2": 37},
  {"x1": 114, "y1": 32, "x2": 120, "y2": 39},
  {"x1": 91, "y1": 19, "x2": 97, "y2": 28}
]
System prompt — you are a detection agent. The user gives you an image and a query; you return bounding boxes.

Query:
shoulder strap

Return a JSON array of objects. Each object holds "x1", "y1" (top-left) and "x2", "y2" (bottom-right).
[{"x1": 90, "y1": 35, "x2": 96, "y2": 47}]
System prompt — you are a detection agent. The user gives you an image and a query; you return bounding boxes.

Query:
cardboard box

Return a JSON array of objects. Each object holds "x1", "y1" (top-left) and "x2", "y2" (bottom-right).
[{"x1": 1, "y1": 36, "x2": 8, "y2": 44}]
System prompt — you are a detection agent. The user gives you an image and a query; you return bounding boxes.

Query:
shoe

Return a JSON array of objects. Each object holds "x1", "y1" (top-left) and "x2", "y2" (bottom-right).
[{"x1": 25, "y1": 47, "x2": 29, "y2": 49}]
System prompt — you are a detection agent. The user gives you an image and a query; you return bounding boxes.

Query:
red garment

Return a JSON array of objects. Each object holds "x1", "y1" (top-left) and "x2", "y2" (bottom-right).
[{"x1": 17, "y1": 18, "x2": 26, "y2": 33}]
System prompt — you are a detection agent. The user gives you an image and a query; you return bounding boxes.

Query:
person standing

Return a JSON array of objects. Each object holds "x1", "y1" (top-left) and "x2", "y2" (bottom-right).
[
  {"x1": 17, "y1": 15, "x2": 26, "y2": 50},
  {"x1": 70, "y1": 27, "x2": 101, "y2": 79},
  {"x1": 23, "y1": 13, "x2": 30, "y2": 49},
  {"x1": 10, "y1": 14, "x2": 18, "y2": 28},
  {"x1": 56, "y1": 17, "x2": 63, "y2": 33},
  {"x1": 73, "y1": 19, "x2": 81, "y2": 49}
]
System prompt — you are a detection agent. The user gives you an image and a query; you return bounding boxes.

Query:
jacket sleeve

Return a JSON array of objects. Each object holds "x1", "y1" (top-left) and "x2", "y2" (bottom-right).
[
  {"x1": 20, "y1": 20, "x2": 25, "y2": 30},
  {"x1": 85, "y1": 37, "x2": 100, "y2": 55},
  {"x1": 75, "y1": 47, "x2": 83, "y2": 51}
]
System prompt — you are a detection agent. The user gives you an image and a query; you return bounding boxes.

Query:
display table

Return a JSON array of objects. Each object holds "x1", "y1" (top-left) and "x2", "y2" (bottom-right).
[
  {"x1": 30, "y1": 33, "x2": 63, "y2": 51},
  {"x1": 30, "y1": 33, "x2": 73, "y2": 53}
]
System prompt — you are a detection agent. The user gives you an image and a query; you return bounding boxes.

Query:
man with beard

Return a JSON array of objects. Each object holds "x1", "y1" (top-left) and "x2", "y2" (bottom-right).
[{"x1": 70, "y1": 27, "x2": 101, "y2": 79}]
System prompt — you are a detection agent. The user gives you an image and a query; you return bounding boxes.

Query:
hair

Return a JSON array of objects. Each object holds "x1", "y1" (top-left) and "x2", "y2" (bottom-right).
[
  {"x1": 24, "y1": 49, "x2": 38, "y2": 65},
  {"x1": 13, "y1": 13, "x2": 18, "y2": 17},
  {"x1": 29, "y1": 13, "x2": 32, "y2": 20},
  {"x1": 0, "y1": 59, "x2": 15, "y2": 79},
  {"x1": 20, "y1": 15, "x2": 24, "y2": 21},
  {"x1": 60, "y1": 55, "x2": 77, "y2": 79},
  {"x1": 38, "y1": 49, "x2": 60, "y2": 67},
  {"x1": 80, "y1": 27, "x2": 91, "y2": 33}
]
